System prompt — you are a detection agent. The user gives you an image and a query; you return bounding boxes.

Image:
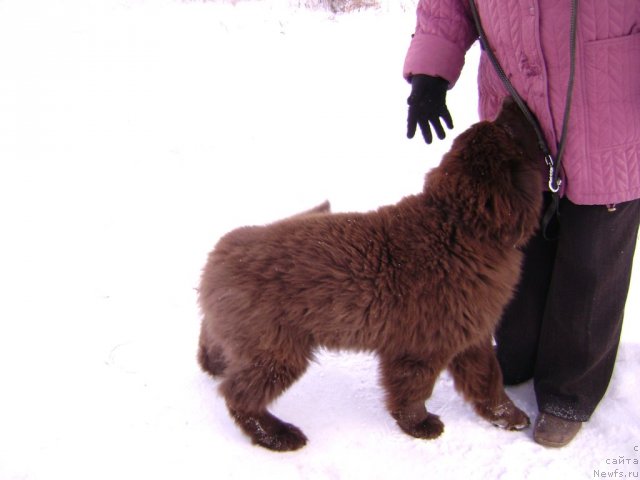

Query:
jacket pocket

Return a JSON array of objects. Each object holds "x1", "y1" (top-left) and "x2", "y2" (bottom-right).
[{"x1": 583, "y1": 32, "x2": 640, "y2": 151}]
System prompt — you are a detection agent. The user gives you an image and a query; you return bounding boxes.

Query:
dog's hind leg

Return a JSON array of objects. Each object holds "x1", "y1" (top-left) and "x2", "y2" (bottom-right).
[
  {"x1": 448, "y1": 338, "x2": 530, "y2": 431},
  {"x1": 221, "y1": 348, "x2": 311, "y2": 451},
  {"x1": 197, "y1": 326, "x2": 228, "y2": 376},
  {"x1": 198, "y1": 341, "x2": 228, "y2": 377},
  {"x1": 380, "y1": 353, "x2": 446, "y2": 439}
]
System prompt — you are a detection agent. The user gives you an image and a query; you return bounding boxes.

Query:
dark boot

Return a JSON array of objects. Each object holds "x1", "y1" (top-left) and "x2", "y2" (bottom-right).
[{"x1": 533, "y1": 412, "x2": 582, "y2": 448}]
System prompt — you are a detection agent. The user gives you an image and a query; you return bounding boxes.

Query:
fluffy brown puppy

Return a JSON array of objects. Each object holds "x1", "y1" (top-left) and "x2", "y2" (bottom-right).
[{"x1": 198, "y1": 99, "x2": 543, "y2": 451}]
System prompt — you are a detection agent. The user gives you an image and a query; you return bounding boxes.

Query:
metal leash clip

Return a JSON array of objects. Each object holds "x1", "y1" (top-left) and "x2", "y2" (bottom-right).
[{"x1": 545, "y1": 154, "x2": 561, "y2": 193}]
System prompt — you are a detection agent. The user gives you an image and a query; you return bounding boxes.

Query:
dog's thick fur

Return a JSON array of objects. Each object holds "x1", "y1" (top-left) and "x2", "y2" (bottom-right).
[{"x1": 198, "y1": 99, "x2": 543, "y2": 451}]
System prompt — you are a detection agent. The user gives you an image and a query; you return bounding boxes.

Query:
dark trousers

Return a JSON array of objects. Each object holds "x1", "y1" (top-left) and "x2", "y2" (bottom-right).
[{"x1": 495, "y1": 195, "x2": 640, "y2": 422}]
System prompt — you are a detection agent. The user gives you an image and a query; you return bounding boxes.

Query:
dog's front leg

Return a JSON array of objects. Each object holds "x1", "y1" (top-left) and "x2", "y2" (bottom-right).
[
  {"x1": 448, "y1": 338, "x2": 530, "y2": 431},
  {"x1": 380, "y1": 354, "x2": 445, "y2": 439}
]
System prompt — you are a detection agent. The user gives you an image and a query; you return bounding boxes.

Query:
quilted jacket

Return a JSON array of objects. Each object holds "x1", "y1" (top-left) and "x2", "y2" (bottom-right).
[{"x1": 404, "y1": 0, "x2": 640, "y2": 205}]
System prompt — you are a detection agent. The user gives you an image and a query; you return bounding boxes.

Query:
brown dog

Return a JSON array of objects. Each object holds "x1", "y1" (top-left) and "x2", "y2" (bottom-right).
[{"x1": 198, "y1": 99, "x2": 543, "y2": 451}]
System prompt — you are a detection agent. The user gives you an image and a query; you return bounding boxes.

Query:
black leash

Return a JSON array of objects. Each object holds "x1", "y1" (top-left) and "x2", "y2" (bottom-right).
[{"x1": 468, "y1": 0, "x2": 578, "y2": 238}]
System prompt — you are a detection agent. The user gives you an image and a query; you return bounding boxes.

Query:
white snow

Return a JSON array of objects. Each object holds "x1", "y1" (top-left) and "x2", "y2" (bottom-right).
[{"x1": 0, "y1": 1, "x2": 638, "y2": 479}]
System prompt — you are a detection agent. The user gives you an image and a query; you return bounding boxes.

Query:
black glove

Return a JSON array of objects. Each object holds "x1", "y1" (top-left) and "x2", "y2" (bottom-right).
[{"x1": 407, "y1": 74, "x2": 453, "y2": 144}]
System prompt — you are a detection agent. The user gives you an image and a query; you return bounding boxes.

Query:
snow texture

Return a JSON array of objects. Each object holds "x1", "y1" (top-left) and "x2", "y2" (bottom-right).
[{"x1": 0, "y1": 1, "x2": 638, "y2": 479}]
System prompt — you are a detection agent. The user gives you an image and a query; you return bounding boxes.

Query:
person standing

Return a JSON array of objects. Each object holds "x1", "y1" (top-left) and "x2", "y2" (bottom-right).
[{"x1": 403, "y1": 0, "x2": 640, "y2": 447}]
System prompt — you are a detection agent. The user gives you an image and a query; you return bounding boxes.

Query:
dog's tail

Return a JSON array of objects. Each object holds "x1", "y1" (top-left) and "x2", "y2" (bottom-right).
[{"x1": 287, "y1": 200, "x2": 331, "y2": 219}]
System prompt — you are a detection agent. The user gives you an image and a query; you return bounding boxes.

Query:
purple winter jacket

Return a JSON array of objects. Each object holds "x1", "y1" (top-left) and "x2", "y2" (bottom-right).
[{"x1": 404, "y1": 0, "x2": 640, "y2": 205}]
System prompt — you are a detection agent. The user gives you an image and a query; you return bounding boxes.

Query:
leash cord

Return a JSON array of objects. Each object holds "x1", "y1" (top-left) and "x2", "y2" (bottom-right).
[{"x1": 467, "y1": 0, "x2": 578, "y2": 196}]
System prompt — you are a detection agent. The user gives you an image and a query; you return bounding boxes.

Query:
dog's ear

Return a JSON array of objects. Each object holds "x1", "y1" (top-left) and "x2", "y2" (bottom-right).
[
  {"x1": 494, "y1": 97, "x2": 521, "y2": 126},
  {"x1": 494, "y1": 97, "x2": 542, "y2": 164}
]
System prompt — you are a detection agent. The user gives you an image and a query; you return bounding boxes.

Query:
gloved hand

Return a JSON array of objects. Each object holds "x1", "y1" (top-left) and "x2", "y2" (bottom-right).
[{"x1": 406, "y1": 74, "x2": 453, "y2": 144}]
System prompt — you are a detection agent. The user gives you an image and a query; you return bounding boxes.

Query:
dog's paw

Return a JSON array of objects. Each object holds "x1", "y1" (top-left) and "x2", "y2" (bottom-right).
[
  {"x1": 232, "y1": 410, "x2": 308, "y2": 451},
  {"x1": 484, "y1": 402, "x2": 531, "y2": 431},
  {"x1": 252, "y1": 420, "x2": 308, "y2": 451},
  {"x1": 398, "y1": 412, "x2": 445, "y2": 440}
]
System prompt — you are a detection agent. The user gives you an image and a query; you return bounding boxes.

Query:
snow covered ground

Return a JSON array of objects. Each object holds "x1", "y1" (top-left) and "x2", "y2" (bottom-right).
[{"x1": 0, "y1": 1, "x2": 638, "y2": 479}]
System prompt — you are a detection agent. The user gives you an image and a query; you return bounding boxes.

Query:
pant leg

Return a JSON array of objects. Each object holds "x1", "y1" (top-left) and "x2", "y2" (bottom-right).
[
  {"x1": 494, "y1": 233, "x2": 553, "y2": 384},
  {"x1": 535, "y1": 198, "x2": 640, "y2": 422},
  {"x1": 496, "y1": 195, "x2": 558, "y2": 385}
]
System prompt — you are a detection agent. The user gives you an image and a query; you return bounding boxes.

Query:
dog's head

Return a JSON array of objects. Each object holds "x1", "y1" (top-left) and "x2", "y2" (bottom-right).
[
  {"x1": 425, "y1": 97, "x2": 544, "y2": 246},
  {"x1": 493, "y1": 97, "x2": 544, "y2": 163}
]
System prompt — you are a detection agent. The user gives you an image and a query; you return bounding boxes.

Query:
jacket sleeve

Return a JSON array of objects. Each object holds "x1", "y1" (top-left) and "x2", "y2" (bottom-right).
[{"x1": 403, "y1": 0, "x2": 478, "y2": 86}]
